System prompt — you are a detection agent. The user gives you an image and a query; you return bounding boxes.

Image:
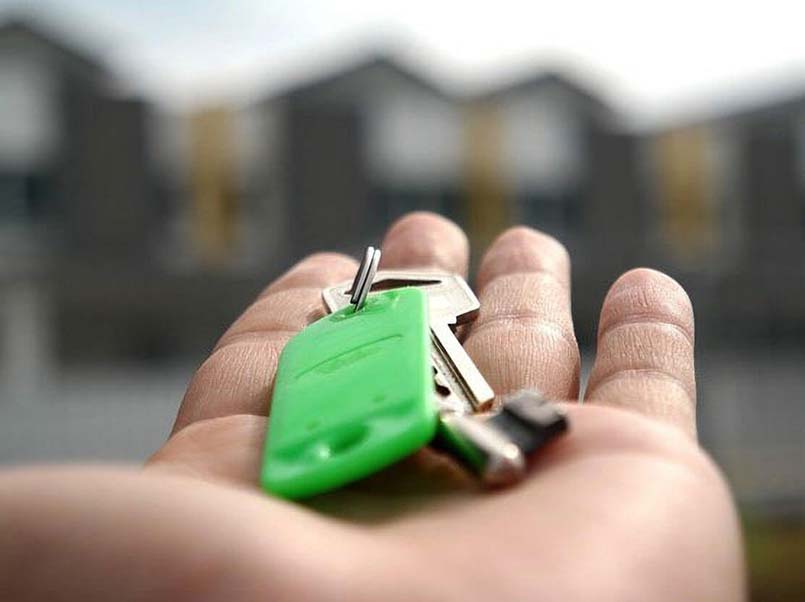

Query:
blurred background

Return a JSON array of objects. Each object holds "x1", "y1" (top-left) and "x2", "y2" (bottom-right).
[{"x1": 0, "y1": 1, "x2": 803, "y2": 598}]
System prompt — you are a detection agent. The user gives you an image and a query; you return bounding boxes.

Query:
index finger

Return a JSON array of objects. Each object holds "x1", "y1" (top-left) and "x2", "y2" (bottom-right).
[{"x1": 172, "y1": 253, "x2": 358, "y2": 433}]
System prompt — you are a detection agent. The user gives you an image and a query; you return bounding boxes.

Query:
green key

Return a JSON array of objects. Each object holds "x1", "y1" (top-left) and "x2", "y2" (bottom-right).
[{"x1": 261, "y1": 287, "x2": 436, "y2": 499}]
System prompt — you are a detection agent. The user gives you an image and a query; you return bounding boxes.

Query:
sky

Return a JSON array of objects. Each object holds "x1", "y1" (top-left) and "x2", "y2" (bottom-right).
[{"x1": 4, "y1": 0, "x2": 805, "y2": 124}]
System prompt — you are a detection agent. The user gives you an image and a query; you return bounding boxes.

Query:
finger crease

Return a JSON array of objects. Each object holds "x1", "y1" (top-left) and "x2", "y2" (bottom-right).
[
  {"x1": 479, "y1": 268, "x2": 569, "y2": 296},
  {"x1": 469, "y1": 314, "x2": 577, "y2": 351},
  {"x1": 215, "y1": 329, "x2": 296, "y2": 352},
  {"x1": 258, "y1": 285, "x2": 329, "y2": 302},
  {"x1": 587, "y1": 367, "x2": 696, "y2": 404},
  {"x1": 599, "y1": 317, "x2": 694, "y2": 349}
]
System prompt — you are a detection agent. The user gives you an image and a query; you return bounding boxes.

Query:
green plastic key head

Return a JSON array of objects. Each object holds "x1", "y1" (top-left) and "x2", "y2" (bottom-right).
[{"x1": 261, "y1": 287, "x2": 436, "y2": 499}]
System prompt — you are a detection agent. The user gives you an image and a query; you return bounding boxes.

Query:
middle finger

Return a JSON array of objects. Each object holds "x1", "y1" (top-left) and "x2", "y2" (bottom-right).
[{"x1": 380, "y1": 211, "x2": 469, "y2": 275}]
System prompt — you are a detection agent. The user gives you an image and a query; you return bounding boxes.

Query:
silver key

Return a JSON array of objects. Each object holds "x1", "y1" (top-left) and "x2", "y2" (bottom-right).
[{"x1": 322, "y1": 270, "x2": 495, "y2": 413}]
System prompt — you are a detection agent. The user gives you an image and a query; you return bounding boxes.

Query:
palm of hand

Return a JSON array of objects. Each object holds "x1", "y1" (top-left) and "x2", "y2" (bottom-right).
[{"x1": 0, "y1": 214, "x2": 744, "y2": 602}]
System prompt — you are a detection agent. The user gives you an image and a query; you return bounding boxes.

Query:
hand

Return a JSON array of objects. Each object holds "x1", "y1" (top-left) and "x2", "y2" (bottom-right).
[{"x1": 0, "y1": 213, "x2": 745, "y2": 601}]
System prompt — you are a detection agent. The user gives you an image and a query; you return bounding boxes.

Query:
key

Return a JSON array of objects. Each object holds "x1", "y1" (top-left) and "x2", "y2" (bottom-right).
[
  {"x1": 434, "y1": 390, "x2": 568, "y2": 486},
  {"x1": 322, "y1": 271, "x2": 495, "y2": 413},
  {"x1": 261, "y1": 286, "x2": 436, "y2": 499}
]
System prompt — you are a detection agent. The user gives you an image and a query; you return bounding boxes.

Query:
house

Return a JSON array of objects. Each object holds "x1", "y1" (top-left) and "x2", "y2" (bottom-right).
[
  {"x1": 0, "y1": 18, "x2": 154, "y2": 260},
  {"x1": 246, "y1": 56, "x2": 464, "y2": 261},
  {"x1": 642, "y1": 94, "x2": 805, "y2": 511},
  {"x1": 644, "y1": 92, "x2": 805, "y2": 339},
  {"x1": 0, "y1": 18, "x2": 251, "y2": 370},
  {"x1": 466, "y1": 72, "x2": 640, "y2": 337},
  {"x1": 0, "y1": 18, "x2": 154, "y2": 385},
  {"x1": 466, "y1": 72, "x2": 617, "y2": 241},
  {"x1": 238, "y1": 62, "x2": 636, "y2": 338}
]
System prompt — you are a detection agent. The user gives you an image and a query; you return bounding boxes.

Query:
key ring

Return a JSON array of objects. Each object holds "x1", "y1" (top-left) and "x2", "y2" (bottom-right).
[{"x1": 350, "y1": 246, "x2": 381, "y2": 311}]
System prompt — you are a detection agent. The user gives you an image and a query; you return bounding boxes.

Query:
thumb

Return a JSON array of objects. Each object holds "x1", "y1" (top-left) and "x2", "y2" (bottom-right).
[
  {"x1": 0, "y1": 465, "x2": 370, "y2": 601},
  {"x1": 147, "y1": 414, "x2": 265, "y2": 488}
]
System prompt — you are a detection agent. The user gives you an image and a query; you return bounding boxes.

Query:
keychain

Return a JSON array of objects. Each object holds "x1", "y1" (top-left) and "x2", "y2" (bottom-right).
[{"x1": 261, "y1": 247, "x2": 568, "y2": 499}]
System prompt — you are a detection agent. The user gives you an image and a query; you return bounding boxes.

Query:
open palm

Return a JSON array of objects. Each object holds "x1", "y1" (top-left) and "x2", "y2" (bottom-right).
[{"x1": 0, "y1": 213, "x2": 744, "y2": 601}]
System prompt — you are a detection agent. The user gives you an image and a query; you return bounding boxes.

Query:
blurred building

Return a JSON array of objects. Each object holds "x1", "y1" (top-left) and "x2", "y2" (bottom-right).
[
  {"x1": 240, "y1": 62, "x2": 640, "y2": 341},
  {"x1": 0, "y1": 18, "x2": 155, "y2": 391},
  {"x1": 0, "y1": 19, "x2": 264, "y2": 379},
  {"x1": 2, "y1": 15, "x2": 803, "y2": 363},
  {"x1": 466, "y1": 72, "x2": 616, "y2": 244},
  {"x1": 644, "y1": 99, "x2": 805, "y2": 514},
  {"x1": 644, "y1": 97, "x2": 805, "y2": 342},
  {"x1": 241, "y1": 56, "x2": 464, "y2": 260},
  {"x1": 464, "y1": 73, "x2": 641, "y2": 338},
  {"x1": 0, "y1": 20, "x2": 156, "y2": 261}
]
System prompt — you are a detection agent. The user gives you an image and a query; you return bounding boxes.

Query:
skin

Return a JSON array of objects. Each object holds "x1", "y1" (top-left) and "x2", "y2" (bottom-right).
[{"x1": 0, "y1": 213, "x2": 746, "y2": 601}]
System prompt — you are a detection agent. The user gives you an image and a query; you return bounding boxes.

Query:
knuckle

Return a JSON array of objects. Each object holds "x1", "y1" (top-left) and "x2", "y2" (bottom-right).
[
  {"x1": 217, "y1": 288, "x2": 321, "y2": 350},
  {"x1": 588, "y1": 366, "x2": 694, "y2": 403},
  {"x1": 597, "y1": 320, "x2": 695, "y2": 369},
  {"x1": 161, "y1": 413, "x2": 263, "y2": 455},
  {"x1": 590, "y1": 320, "x2": 696, "y2": 402},
  {"x1": 465, "y1": 323, "x2": 580, "y2": 398},
  {"x1": 481, "y1": 267, "x2": 570, "y2": 304},
  {"x1": 260, "y1": 252, "x2": 356, "y2": 298},
  {"x1": 252, "y1": 286, "x2": 322, "y2": 310},
  {"x1": 478, "y1": 228, "x2": 570, "y2": 290},
  {"x1": 469, "y1": 312, "x2": 578, "y2": 355},
  {"x1": 208, "y1": 336, "x2": 286, "y2": 379},
  {"x1": 176, "y1": 339, "x2": 283, "y2": 430},
  {"x1": 192, "y1": 342, "x2": 253, "y2": 387}
]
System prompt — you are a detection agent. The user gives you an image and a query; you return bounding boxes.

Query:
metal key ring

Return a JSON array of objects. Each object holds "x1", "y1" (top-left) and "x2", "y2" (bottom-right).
[{"x1": 350, "y1": 246, "x2": 381, "y2": 311}]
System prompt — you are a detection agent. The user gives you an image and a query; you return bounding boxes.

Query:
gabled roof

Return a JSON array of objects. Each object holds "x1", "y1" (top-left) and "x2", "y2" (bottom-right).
[
  {"x1": 264, "y1": 53, "x2": 454, "y2": 103},
  {"x1": 0, "y1": 17, "x2": 108, "y2": 77},
  {"x1": 664, "y1": 88, "x2": 805, "y2": 132},
  {"x1": 260, "y1": 52, "x2": 616, "y2": 126},
  {"x1": 472, "y1": 69, "x2": 614, "y2": 118}
]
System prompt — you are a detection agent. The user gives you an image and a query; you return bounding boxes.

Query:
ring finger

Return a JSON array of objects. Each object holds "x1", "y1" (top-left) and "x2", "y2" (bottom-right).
[{"x1": 464, "y1": 226, "x2": 580, "y2": 401}]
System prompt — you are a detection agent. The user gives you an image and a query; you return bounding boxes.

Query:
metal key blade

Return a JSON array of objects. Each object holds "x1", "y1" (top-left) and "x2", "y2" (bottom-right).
[
  {"x1": 431, "y1": 322, "x2": 494, "y2": 412},
  {"x1": 430, "y1": 334, "x2": 476, "y2": 414}
]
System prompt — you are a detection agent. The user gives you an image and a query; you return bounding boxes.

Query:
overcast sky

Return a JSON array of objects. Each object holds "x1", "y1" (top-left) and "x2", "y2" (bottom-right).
[{"x1": 4, "y1": 0, "x2": 805, "y2": 123}]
